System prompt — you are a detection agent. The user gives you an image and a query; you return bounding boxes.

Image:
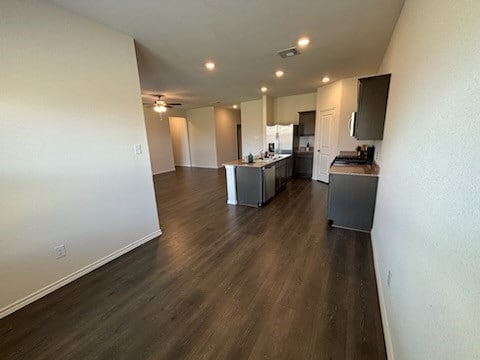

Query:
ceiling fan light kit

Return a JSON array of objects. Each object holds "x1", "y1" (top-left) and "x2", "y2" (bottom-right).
[
  {"x1": 154, "y1": 104, "x2": 167, "y2": 113},
  {"x1": 143, "y1": 94, "x2": 182, "y2": 115}
]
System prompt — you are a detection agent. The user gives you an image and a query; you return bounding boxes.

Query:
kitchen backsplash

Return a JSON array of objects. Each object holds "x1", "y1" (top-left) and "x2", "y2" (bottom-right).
[{"x1": 299, "y1": 136, "x2": 315, "y2": 147}]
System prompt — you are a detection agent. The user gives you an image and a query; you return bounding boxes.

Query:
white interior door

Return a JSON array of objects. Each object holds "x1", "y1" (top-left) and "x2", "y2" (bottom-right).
[{"x1": 314, "y1": 108, "x2": 336, "y2": 183}]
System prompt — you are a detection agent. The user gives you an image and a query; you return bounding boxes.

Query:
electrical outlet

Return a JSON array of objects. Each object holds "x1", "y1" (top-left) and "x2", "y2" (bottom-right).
[
  {"x1": 134, "y1": 144, "x2": 142, "y2": 155},
  {"x1": 54, "y1": 244, "x2": 66, "y2": 259},
  {"x1": 387, "y1": 270, "x2": 392, "y2": 287},
  {"x1": 376, "y1": 150, "x2": 381, "y2": 161}
]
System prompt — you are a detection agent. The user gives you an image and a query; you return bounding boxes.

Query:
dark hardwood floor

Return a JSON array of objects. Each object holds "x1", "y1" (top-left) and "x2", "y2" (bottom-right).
[{"x1": 0, "y1": 167, "x2": 386, "y2": 359}]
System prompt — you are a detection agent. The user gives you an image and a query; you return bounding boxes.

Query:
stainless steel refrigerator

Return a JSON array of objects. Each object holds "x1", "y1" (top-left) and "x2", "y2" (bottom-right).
[{"x1": 266, "y1": 124, "x2": 297, "y2": 154}]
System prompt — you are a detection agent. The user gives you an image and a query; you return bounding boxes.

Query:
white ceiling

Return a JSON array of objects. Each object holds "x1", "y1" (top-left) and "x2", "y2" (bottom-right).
[{"x1": 49, "y1": 0, "x2": 404, "y2": 109}]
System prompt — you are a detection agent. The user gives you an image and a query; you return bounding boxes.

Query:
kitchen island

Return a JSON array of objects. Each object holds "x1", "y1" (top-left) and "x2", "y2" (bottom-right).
[{"x1": 223, "y1": 155, "x2": 292, "y2": 207}]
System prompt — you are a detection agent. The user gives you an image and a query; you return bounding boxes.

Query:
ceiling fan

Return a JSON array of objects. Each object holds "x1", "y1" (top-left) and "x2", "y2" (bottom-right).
[{"x1": 143, "y1": 94, "x2": 182, "y2": 113}]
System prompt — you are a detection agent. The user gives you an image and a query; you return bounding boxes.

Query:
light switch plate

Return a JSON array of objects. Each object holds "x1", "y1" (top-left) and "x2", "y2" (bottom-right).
[{"x1": 134, "y1": 144, "x2": 142, "y2": 155}]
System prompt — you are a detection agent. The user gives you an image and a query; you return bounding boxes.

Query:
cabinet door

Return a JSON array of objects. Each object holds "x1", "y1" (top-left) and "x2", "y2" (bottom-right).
[
  {"x1": 275, "y1": 160, "x2": 287, "y2": 190},
  {"x1": 356, "y1": 74, "x2": 391, "y2": 140},
  {"x1": 294, "y1": 154, "x2": 313, "y2": 177},
  {"x1": 236, "y1": 167, "x2": 263, "y2": 207},
  {"x1": 327, "y1": 174, "x2": 378, "y2": 231},
  {"x1": 287, "y1": 156, "x2": 294, "y2": 178},
  {"x1": 298, "y1": 111, "x2": 316, "y2": 136}
]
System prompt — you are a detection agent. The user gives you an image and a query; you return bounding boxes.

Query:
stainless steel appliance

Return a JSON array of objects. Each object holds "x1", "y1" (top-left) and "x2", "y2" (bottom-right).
[
  {"x1": 332, "y1": 145, "x2": 375, "y2": 165},
  {"x1": 266, "y1": 124, "x2": 295, "y2": 154}
]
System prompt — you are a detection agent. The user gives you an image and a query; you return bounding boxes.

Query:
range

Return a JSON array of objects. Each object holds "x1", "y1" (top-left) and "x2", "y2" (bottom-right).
[{"x1": 332, "y1": 145, "x2": 375, "y2": 165}]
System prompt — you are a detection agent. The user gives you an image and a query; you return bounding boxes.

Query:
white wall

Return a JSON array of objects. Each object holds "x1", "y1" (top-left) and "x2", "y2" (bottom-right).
[
  {"x1": 0, "y1": 0, "x2": 160, "y2": 316},
  {"x1": 186, "y1": 107, "x2": 218, "y2": 168},
  {"x1": 337, "y1": 77, "x2": 364, "y2": 151},
  {"x1": 274, "y1": 92, "x2": 317, "y2": 125},
  {"x1": 263, "y1": 95, "x2": 275, "y2": 126},
  {"x1": 215, "y1": 108, "x2": 240, "y2": 166},
  {"x1": 169, "y1": 117, "x2": 191, "y2": 167},
  {"x1": 241, "y1": 99, "x2": 263, "y2": 156},
  {"x1": 144, "y1": 108, "x2": 175, "y2": 174},
  {"x1": 371, "y1": 1, "x2": 480, "y2": 359}
]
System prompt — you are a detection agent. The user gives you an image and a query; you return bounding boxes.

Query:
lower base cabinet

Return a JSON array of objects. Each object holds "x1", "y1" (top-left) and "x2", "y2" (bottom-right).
[
  {"x1": 236, "y1": 167, "x2": 263, "y2": 207},
  {"x1": 327, "y1": 174, "x2": 378, "y2": 232},
  {"x1": 294, "y1": 153, "x2": 313, "y2": 177},
  {"x1": 275, "y1": 159, "x2": 288, "y2": 191}
]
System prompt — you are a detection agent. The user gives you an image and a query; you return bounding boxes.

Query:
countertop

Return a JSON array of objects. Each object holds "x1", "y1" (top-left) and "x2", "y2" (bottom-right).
[
  {"x1": 330, "y1": 162, "x2": 380, "y2": 177},
  {"x1": 224, "y1": 154, "x2": 291, "y2": 168}
]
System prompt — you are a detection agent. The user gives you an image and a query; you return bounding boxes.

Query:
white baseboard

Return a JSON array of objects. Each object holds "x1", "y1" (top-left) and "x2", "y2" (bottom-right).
[
  {"x1": 0, "y1": 229, "x2": 162, "y2": 319},
  {"x1": 190, "y1": 165, "x2": 222, "y2": 169},
  {"x1": 153, "y1": 168, "x2": 176, "y2": 175},
  {"x1": 371, "y1": 235, "x2": 395, "y2": 360}
]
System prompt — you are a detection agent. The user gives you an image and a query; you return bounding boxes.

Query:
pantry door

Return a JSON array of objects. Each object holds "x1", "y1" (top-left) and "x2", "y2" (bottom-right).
[{"x1": 313, "y1": 108, "x2": 336, "y2": 183}]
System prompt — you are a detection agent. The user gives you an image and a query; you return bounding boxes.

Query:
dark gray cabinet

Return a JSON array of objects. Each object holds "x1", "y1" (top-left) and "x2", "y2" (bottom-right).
[
  {"x1": 236, "y1": 166, "x2": 263, "y2": 207},
  {"x1": 298, "y1": 111, "x2": 316, "y2": 136},
  {"x1": 293, "y1": 153, "x2": 313, "y2": 177},
  {"x1": 286, "y1": 155, "x2": 294, "y2": 179},
  {"x1": 355, "y1": 74, "x2": 391, "y2": 140},
  {"x1": 275, "y1": 159, "x2": 288, "y2": 191},
  {"x1": 327, "y1": 174, "x2": 378, "y2": 232},
  {"x1": 235, "y1": 156, "x2": 292, "y2": 207}
]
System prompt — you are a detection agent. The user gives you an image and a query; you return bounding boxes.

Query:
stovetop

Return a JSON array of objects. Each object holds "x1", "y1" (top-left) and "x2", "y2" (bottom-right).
[{"x1": 333, "y1": 156, "x2": 369, "y2": 165}]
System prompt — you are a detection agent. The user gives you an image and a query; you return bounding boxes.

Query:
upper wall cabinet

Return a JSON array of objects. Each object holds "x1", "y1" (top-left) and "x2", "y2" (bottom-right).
[
  {"x1": 354, "y1": 74, "x2": 391, "y2": 140},
  {"x1": 298, "y1": 111, "x2": 316, "y2": 136}
]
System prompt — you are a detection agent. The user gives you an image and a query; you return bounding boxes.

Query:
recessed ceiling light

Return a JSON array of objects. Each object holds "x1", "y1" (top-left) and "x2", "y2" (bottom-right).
[
  {"x1": 275, "y1": 70, "x2": 284, "y2": 78},
  {"x1": 261, "y1": 86, "x2": 268, "y2": 93},
  {"x1": 297, "y1": 37, "x2": 310, "y2": 47},
  {"x1": 205, "y1": 62, "x2": 215, "y2": 70},
  {"x1": 233, "y1": 105, "x2": 238, "y2": 109},
  {"x1": 322, "y1": 76, "x2": 330, "y2": 83}
]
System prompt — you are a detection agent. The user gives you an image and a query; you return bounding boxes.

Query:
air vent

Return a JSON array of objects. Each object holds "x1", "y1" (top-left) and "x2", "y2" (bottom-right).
[{"x1": 277, "y1": 46, "x2": 300, "y2": 58}]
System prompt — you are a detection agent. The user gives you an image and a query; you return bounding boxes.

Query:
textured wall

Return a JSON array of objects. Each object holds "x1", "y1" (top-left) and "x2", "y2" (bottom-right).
[
  {"x1": 144, "y1": 108, "x2": 175, "y2": 174},
  {"x1": 240, "y1": 100, "x2": 263, "y2": 156},
  {"x1": 371, "y1": 0, "x2": 480, "y2": 358},
  {"x1": 0, "y1": 0, "x2": 160, "y2": 314},
  {"x1": 186, "y1": 107, "x2": 218, "y2": 168}
]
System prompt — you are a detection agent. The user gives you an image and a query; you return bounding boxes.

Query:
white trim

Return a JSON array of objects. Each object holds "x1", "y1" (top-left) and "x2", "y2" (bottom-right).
[
  {"x1": 224, "y1": 165, "x2": 238, "y2": 205},
  {"x1": 0, "y1": 229, "x2": 162, "y2": 319},
  {"x1": 331, "y1": 224, "x2": 370, "y2": 233},
  {"x1": 190, "y1": 165, "x2": 222, "y2": 169},
  {"x1": 371, "y1": 235, "x2": 395, "y2": 360},
  {"x1": 153, "y1": 168, "x2": 176, "y2": 175}
]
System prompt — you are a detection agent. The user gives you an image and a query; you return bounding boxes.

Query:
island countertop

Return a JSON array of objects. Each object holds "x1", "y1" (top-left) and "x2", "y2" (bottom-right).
[{"x1": 223, "y1": 154, "x2": 292, "y2": 168}]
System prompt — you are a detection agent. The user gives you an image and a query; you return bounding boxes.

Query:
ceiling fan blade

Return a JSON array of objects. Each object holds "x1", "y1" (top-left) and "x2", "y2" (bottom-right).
[{"x1": 166, "y1": 103, "x2": 182, "y2": 106}]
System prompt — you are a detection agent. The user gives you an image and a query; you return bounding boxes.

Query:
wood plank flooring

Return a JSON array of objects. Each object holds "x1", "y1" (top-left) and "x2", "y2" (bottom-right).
[{"x1": 0, "y1": 167, "x2": 386, "y2": 359}]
